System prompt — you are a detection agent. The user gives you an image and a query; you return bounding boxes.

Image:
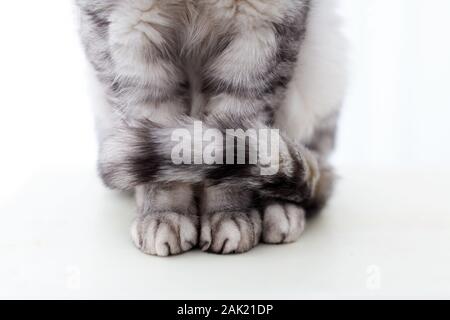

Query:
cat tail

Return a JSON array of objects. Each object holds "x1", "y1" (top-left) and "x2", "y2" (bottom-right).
[{"x1": 98, "y1": 116, "x2": 320, "y2": 204}]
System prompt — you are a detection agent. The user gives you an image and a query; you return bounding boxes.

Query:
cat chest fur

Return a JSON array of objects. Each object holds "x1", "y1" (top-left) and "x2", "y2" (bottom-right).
[{"x1": 107, "y1": 0, "x2": 307, "y2": 117}]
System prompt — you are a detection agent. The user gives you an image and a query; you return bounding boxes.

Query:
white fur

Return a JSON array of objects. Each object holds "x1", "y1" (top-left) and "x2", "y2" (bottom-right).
[
  {"x1": 208, "y1": 28, "x2": 277, "y2": 90},
  {"x1": 200, "y1": 210, "x2": 262, "y2": 254},
  {"x1": 263, "y1": 203, "x2": 306, "y2": 244},
  {"x1": 89, "y1": 0, "x2": 348, "y2": 145},
  {"x1": 132, "y1": 212, "x2": 198, "y2": 256},
  {"x1": 109, "y1": 0, "x2": 171, "y2": 63},
  {"x1": 201, "y1": 0, "x2": 299, "y2": 23},
  {"x1": 277, "y1": 0, "x2": 348, "y2": 143}
]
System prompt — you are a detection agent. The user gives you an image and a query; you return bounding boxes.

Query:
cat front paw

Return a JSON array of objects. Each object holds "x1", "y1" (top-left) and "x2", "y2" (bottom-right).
[
  {"x1": 131, "y1": 212, "x2": 199, "y2": 257},
  {"x1": 200, "y1": 210, "x2": 262, "y2": 254},
  {"x1": 262, "y1": 203, "x2": 306, "y2": 244}
]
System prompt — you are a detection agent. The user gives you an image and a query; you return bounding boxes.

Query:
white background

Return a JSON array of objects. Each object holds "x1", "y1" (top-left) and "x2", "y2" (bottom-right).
[
  {"x1": 0, "y1": 1, "x2": 449, "y2": 299},
  {"x1": 337, "y1": 0, "x2": 450, "y2": 168}
]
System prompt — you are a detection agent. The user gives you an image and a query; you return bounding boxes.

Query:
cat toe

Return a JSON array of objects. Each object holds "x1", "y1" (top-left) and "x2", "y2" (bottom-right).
[
  {"x1": 201, "y1": 210, "x2": 261, "y2": 254},
  {"x1": 262, "y1": 203, "x2": 306, "y2": 244},
  {"x1": 131, "y1": 212, "x2": 198, "y2": 257}
]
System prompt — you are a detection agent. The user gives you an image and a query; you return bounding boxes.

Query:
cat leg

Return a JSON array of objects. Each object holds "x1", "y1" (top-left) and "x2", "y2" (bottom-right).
[
  {"x1": 197, "y1": 4, "x2": 313, "y2": 252},
  {"x1": 79, "y1": 2, "x2": 199, "y2": 256},
  {"x1": 260, "y1": 160, "x2": 333, "y2": 245},
  {"x1": 131, "y1": 183, "x2": 199, "y2": 256},
  {"x1": 303, "y1": 114, "x2": 340, "y2": 216},
  {"x1": 262, "y1": 114, "x2": 339, "y2": 244},
  {"x1": 200, "y1": 184, "x2": 261, "y2": 254},
  {"x1": 259, "y1": 150, "x2": 318, "y2": 245}
]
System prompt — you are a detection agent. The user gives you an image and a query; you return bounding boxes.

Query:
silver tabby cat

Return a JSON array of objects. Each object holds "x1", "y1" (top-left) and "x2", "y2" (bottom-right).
[{"x1": 76, "y1": 0, "x2": 347, "y2": 256}]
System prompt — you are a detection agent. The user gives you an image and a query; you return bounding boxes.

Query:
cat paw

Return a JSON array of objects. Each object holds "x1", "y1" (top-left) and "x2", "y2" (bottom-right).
[
  {"x1": 200, "y1": 210, "x2": 262, "y2": 254},
  {"x1": 131, "y1": 212, "x2": 199, "y2": 257},
  {"x1": 262, "y1": 203, "x2": 306, "y2": 244}
]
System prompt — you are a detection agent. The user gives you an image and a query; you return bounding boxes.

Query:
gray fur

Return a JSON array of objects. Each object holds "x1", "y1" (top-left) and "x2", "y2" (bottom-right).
[{"x1": 76, "y1": 0, "x2": 343, "y2": 256}]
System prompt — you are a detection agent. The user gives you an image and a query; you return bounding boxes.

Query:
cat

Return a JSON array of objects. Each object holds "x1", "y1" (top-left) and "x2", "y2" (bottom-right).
[{"x1": 76, "y1": 0, "x2": 347, "y2": 256}]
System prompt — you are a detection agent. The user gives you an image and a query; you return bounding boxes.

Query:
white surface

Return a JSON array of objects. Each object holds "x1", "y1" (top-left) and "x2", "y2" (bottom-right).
[
  {"x1": 1, "y1": 1, "x2": 450, "y2": 299},
  {"x1": 1, "y1": 166, "x2": 450, "y2": 299}
]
